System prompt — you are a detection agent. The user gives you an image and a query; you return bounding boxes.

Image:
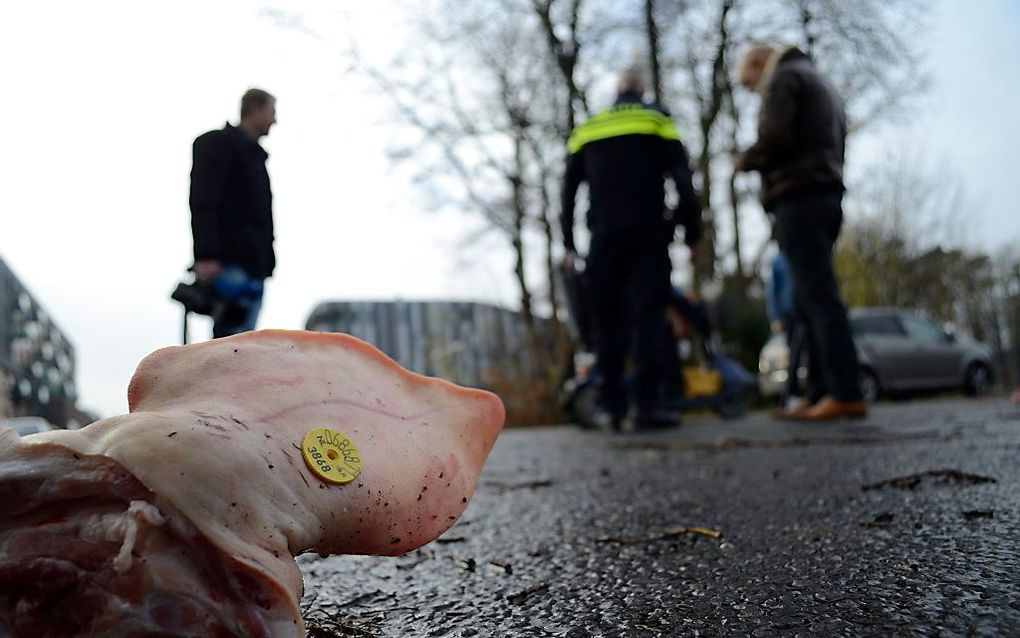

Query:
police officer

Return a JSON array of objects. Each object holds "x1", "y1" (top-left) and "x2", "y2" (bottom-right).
[{"x1": 562, "y1": 68, "x2": 702, "y2": 430}]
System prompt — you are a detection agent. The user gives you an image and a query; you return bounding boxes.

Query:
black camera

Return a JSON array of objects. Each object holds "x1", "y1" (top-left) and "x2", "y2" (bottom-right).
[
  {"x1": 171, "y1": 281, "x2": 217, "y2": 316},
  {"x1": 171, "y1": 281, "x2": 247, "y2": 326}
]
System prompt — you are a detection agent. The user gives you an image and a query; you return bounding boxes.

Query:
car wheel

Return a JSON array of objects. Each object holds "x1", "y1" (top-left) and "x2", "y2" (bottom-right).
[
  {"x1": 963, "y1": 363, "x2": 991, "y2": 397},
  {"x1": 860, "y1": 368, "x2": 880, "y2": 404}
]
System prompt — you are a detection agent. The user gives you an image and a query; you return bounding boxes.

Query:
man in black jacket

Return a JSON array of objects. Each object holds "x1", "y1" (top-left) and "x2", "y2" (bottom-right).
[
  {"x1": 189, "y1": 88, "x2": 277, "y2": 338},
  {"x1": 734, "y1": 45, "x2": 866, "y2": 421},
  {"x1": 562, "y1": 68, "x2": 702, "y2": 430}
]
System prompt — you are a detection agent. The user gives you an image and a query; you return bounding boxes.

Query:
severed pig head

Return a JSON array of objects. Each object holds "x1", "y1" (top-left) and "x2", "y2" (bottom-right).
[{"x1": 0, "y1": 330, "x2": 505, "y2": 637}]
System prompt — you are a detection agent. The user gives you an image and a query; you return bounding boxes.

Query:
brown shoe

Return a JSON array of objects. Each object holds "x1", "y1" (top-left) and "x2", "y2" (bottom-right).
[
  {"x1": 774, "y1": 398, "x2": 814, "y2": 421},
  {"x1": 801, "y1": 397, "x2": 868, "y2": 422}
]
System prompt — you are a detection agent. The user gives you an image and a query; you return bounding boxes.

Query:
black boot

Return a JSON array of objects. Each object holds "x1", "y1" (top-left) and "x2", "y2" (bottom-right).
[{"x1": 633, "y1": 407, "x2": 682, "y2": 430}]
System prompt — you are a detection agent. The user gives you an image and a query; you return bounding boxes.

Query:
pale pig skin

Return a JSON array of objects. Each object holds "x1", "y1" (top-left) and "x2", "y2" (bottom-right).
[{"x1": 3, "y1": 330, "x2": 505, "y2": 636}]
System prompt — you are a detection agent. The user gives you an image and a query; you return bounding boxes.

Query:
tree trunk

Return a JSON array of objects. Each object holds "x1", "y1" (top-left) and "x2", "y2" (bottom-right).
[
  {"x1": 799, "y1": 0, "x2": 816, "y2": 58},
  {"x1": 694, "y1": 142, "x2": 717, "y2": 291},
  {"x1": 537, "y1": 171, "x2": 561, "y2": 325},
  {"x1": 537, "y1": 169, "x2": 570, "y2": 388},
  {"x1": 645, "y1": 0, "x2": 663, "y2": 104},
  {"x1": 1012, "y1": 285, "x2": 1020, "y2": 388},
  {"x1": 691, "y1": 0, "x2": 735, "y2": 290},
  {"x1": 510, "y1": 133, "x2": 536, "y2": 340},
  {"x1": 725, "y1": 83, "x2": 745, "y2": 291},
  {"x1": 533, "y1": 0, "x2": 588, "y2": 133}
]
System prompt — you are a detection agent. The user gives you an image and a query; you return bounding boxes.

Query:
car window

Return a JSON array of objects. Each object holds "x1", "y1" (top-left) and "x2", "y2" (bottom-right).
[
  {"x1": 902, "y1": 316, "x2": 946, "y2": 344},
  {"x1": 852, "y1": 316, "x2": 903, "y2": 337}
]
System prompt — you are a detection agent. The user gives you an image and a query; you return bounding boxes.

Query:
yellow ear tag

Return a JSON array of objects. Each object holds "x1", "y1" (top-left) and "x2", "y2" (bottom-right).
[{"x1": 301, "y1": 428, "x2": 362, "y2": 485}]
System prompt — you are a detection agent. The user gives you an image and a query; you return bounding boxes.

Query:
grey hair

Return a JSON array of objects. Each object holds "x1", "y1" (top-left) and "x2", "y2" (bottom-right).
[{"x1": 736, "y1": 43, "x2": 775, "y2": 77}]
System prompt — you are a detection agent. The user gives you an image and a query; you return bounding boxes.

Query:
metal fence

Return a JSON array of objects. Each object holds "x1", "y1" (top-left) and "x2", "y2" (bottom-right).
[{"x1": 305, "y1": 300, "x2": 543, "y2": 388}]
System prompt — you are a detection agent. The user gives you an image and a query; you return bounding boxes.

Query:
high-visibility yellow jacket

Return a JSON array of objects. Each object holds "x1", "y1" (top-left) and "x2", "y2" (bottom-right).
[{"x1": 562, "y1": 95, "x2": 702, "y2": 252}]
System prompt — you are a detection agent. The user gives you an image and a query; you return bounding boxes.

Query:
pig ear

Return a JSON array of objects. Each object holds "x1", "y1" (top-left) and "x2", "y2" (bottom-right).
[
  {"x1": 126, "y1": 340, "x2": 203, "y2": 412},
  {"x1": 125, "y1": 331, "x2": 349, "y2": 411},
  {"x1": 127, "y1": 330, "x2": 507, "y2": 427},
  {"x1": 127, "y1": 345, "x2": 174, "y2": 412}
]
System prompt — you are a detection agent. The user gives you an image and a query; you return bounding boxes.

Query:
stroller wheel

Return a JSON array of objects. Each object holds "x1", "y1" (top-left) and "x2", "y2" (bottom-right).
[
  {"x1": 714, "y1": 391, "x2": 749, "y2": 420},
  {"x1": 570, "y1": 382, "x2": 601, "y2": 429}
]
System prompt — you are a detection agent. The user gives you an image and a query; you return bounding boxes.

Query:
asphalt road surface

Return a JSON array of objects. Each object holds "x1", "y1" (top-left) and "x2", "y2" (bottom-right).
[{"x1": 301, "y1": 397, "x2": 1020, "y2": 637}]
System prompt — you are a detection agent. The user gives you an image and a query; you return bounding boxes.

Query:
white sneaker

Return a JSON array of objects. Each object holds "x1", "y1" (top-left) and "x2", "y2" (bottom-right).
[{"x1": 785, "y1": 396, "x2": 807, "y2": 412}]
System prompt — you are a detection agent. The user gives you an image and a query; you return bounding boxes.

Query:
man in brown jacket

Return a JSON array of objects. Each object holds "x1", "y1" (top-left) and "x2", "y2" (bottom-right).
[{"x1": 734, "y1": 45, "x2": 866, "y2": 421}]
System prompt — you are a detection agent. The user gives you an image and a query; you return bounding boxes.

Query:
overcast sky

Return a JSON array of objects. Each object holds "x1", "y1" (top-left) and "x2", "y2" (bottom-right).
[{"x1": 1, "y1": 0, "x2": 1018, "y2": 418}]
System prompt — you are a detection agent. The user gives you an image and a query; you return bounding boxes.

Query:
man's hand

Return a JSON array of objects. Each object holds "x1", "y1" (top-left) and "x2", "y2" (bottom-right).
[
  {"x1": 732, "y1": 151, "x2": 749, "y2": 172},
  {"x1": 687, "y1": 242, "x2": 702, "y2": 261},
  {"x1": 666, "y1": 306, "x2": 689, "y2": 340},
  {"x1": 194, "y1": 260, "x2": 222, "y2": 282},
  {"x1": 771, "y1": 320, "x2": 784, "y2": 335},
  {"x1": 561, "y1": 250, "x2": 578, "y2": 274}
]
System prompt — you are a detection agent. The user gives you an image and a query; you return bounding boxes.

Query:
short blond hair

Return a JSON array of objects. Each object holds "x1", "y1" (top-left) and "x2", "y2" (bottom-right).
[{"x1": 617, "y1": 66, "x2": 646, "y2": 96}]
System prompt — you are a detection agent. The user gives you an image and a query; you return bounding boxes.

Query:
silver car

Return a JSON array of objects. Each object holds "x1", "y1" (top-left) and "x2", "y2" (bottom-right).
[{"x1": 758, "y1": 308, "x2": 994, "y2": 403}]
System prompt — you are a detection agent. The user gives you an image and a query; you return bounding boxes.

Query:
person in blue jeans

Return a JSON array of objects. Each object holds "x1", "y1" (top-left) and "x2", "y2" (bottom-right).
[
  {"x1": 765, "y1": 251, "x2": 804, "y2": 411},
  {"x1": 735, "y1": 44, "x2": 865, "y2": 421},
  {"x1": 190, "y1": 89, "x2": 277, "y2": 338},
  {"x1": 211, "y1": 266, "x2": 265, "y2": 337}
]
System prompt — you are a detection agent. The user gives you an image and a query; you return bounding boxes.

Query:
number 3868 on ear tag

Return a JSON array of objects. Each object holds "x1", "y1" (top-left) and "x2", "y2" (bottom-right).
[{"x1": 301, "y1": 427, "x2": 363, "y2": 485}]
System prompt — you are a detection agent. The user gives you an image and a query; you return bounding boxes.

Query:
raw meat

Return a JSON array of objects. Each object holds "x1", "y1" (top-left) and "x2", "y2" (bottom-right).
[{"x1": 0, "y1": 330, "x2": 505, "y2": 637}]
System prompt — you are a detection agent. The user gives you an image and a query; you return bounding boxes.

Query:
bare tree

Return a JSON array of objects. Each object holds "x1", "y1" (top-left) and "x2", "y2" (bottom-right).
[
  {"x1": 723, "y1": 81, "x2": 746, "y2": 288},
  {"x1": 532, "y1": 0, "x2": 590, "y2": 133},
  {"x1": 347, "y1": 0, "x2": 596, "y2": 422},
  {"x1": 649, "y1": 0, "x2": 929, "y2": 292},
  {"x1": 837, "y1": 148, "x2": 984, "y2": 320},
  {"x1": 263, "y1": 0, "x2": 938, "y2": 419},
  {"x1": 644, "y1": 0, "x2": 664, "y2": 104},
  {"x1": 664, "y1": 0, "x2": 737, "y2": 288},
  {"x1": 781, "y1": 0, "x2": 931, "y2": 132}
]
